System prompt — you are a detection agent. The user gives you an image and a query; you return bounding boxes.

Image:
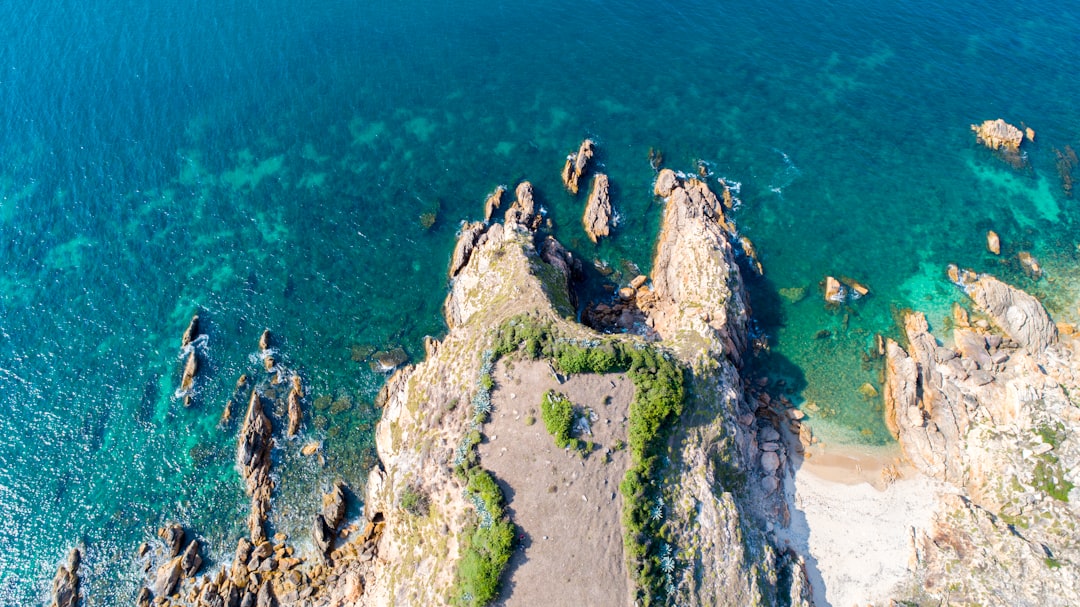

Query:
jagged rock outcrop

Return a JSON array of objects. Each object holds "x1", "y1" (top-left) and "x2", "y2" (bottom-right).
[
  {"x1": 181, "y1": 314, "x2": 200, "y2": 348},
  {"x1": 561, "y1": 138, "x2": 594, "y2": 194},
  {"x1": 504, "y1": 181, "x2": 541, "y2": 230},
  {"x1": 885, "y1": 268, "x2": 1080, "y2": 605},
  {"x1": 159, "y1": 522, "x2": 185, "y2": 558},
  {"x1": 48, "y1": 548, "x2": 80, "y2": 607},
  {"x1": 237, "y1": 390, "x2": 273, "y2": 543},
  {"x1": 322, "y1": 481, "x2": 347, "y2": 531},
  {"x1": 645, "y1": 169, "x2": 749, "y2": 366},
  {"x1": 482, "y1": 186, "x2": 504, "y2": 222},
  {"x1": 582, "y1": 173, "x2": 612, "y2": 243},
  {"x1": 286, "y1": 375, "x2": 302, "y2": 437},
  {"x1": 950, "y1": 265, "x2": 1057, "y2": 353},
  {"x1": 972, "y1": 118, "x2": 1025, "y2": 151},
  {"x1": 259, "y1": 330, "x2": 275, "y2": 372},
  {"x1": 449, "y1": 221, "x2": 486, "y2": 278}
]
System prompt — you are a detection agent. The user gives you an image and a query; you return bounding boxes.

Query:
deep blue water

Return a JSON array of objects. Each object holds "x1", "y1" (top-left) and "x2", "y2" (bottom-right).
[{"x1": 2, "y1": 0, "x2": 1079, "y2": 603}]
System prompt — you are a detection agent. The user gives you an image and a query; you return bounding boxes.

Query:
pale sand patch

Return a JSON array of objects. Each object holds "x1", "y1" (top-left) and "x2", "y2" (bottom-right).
[
  {"x1": 478, "y1": 359, "x2": 634, "y2": 607},
  {"x1": 779, "y1": 444, "x2": 947, "y2": 607}
]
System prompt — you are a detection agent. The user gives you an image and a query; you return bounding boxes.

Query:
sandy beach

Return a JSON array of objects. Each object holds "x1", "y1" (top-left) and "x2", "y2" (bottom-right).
[{"x1": 779, "y1": 442, "x2": 947, "y2": 607}]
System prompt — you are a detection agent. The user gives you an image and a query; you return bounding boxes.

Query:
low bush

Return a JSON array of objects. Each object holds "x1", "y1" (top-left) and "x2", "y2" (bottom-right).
[{"x1": 540, "y1": 390, "x2": 575, "y2": 448}]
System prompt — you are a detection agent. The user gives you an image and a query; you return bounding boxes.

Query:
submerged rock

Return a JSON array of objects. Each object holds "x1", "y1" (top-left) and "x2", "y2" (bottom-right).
[
  {"x1": 582, "y1": 173, "x2": 612, "y2": 243},
  {"x1": 561, "y1": 139, "x2": 595, "y2": 194},
  {"x1": 986, "y1": 230, "x2": 1001, "y2": 255},
  {"x1": 371, "y1": 348, "x2": 408, "y2": 373},
  {"x1": 1018, "y1": 250, "x2": 1042, "y2": 279}
]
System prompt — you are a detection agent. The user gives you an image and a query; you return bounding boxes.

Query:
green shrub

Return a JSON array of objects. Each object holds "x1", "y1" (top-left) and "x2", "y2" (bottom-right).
[
  {"x1": 541, "y1": 391, "x2": 575, "y2": 448},
  {"x1": 479, "y1": 373, "x2": 495, "y2": 391},
  {"x1": 399, "y1": 485, "x2": 430, "y2": 517},
  {"x1": 454, "y1": 518, "x2": 515, "y2": 606}
]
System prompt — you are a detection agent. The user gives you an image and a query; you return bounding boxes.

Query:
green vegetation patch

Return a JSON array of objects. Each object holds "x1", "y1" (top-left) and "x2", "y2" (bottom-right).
[
  {"x1": 1033, "y1": 454, "x2": 1074, "y2": 502},
  {"x1": 541, "y1": 390, "x2": 576, "y2": 448},
  {"x1": 399, "y1": 485, "x2": 430, "y2": 517},
  {"x1": 454, "y1": 467, "x2": 515, "y2": 607}
]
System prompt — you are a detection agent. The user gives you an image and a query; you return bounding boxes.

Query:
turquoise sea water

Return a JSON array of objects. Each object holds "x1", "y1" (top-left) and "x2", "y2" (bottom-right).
[{"x1": 2, "y1": 0, "x2": 1079, "y2": 602}]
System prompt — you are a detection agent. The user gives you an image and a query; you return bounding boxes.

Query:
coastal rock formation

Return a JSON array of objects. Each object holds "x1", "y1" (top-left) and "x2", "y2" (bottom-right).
[
  {"x1": 482, "y1": 186, "x2": 505, "y2": 222},
  {"x1": 645, "y1": 169, "x2": 749, "y2": 365},
  {"x1": 885, "y1": 268, "x2": 1080, "y2": 605},
  {"x1": 286, "y1": 375, "x2": 303, "y2": 437},
  {"x1": 972, "y1": 118, "x2": 1025, "y2": 151},
  {"x1": 238, "y1": 390, "x2": 273, "y2": 543},
  {"x1": 158, "y1": 522, "x2": 185, "y2": 558},
  {"x1": 987, "y1": 229, "x2": 1001, "y2": 254},
  {"x1": 48, "y1": 548, "x2": 80, "y2": 607},
  {"x1": 449, "y1": 221, "x2": 486, "y2": 278},
  {"x1": 181, "y1": 314, "x2": 199, "y2": 348},
  {"x1": 504, "y1": 181, "x2": 541, "y2": 230},
  {"x1": 561, "y1": 138, "x2": 594, "y2": 194},
  {"x1": 582, "y1": 173, "x2": 612, "y2": 243}
]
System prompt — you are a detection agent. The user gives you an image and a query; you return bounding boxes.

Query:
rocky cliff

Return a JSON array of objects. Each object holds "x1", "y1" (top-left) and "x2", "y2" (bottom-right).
[{"x1": 885, "y1": 266, "x2": 1080, "y2": 605}]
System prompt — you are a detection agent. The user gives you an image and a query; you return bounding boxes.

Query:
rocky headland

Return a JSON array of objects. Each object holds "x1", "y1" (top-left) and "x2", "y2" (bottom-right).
[{"x1": 46, "y1": 141, "x2": 1080, "y2": 607}]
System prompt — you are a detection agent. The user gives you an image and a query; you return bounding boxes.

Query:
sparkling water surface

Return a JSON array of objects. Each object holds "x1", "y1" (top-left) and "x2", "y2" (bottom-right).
[{"x1": 2, "y1": 0, "x2": 1079, "y2": 602}]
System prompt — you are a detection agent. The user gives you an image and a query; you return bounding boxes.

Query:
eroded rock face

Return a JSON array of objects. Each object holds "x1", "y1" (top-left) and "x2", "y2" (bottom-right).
[
  {"x1": 482, "y1": 186, "x2": 505, "y2": 223},
  {"x1": 582, "y1": 173, "x2": 612, "y2": 243},
  {"x1": 49, "y1": 548, "x2": 80, "y2": 607},
  {"x1": 504, "y1": 181, "x2": 541, "y2": 230},
  {"x1": 885, "y1": 271, "x2": 1080, "y2": 605},
  {"x1": 972, "y1": 118, "x2": 1025, "y2": 151},
  {"x1": 238, "y1": 390, "x2": 273, "y2": 543},
  {"x1": 561, "y1": 139, "x2": 594, "y2": 194},
  {"x1": 449, "y1": 221, "x2": 487, "y2": 278},
  {"x1": 158, "y1": 522, "x2": 185, "y2": 558},
  {"x1": 322, "y1": 481, "x2": 347, "y2": 532},
  {"x1": 286, "y1": 375, "x2": 302, "y2": 437}
]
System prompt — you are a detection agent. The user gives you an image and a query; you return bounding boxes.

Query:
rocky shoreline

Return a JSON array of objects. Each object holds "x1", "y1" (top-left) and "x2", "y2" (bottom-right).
[{"x1": 45, "y1": 139, "x2": 1080, "y2": 606}]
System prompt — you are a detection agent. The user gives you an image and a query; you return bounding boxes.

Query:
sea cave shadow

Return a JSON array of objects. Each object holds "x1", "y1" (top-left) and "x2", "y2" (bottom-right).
[{"x1": 741, "y1": 271, "x2": 831, "y2": 606}]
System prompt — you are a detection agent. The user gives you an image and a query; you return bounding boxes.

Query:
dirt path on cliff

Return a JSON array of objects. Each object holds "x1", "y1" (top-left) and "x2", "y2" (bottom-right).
[{"x1": 478, "y1": 359, "x2": 634, "y2": 607}]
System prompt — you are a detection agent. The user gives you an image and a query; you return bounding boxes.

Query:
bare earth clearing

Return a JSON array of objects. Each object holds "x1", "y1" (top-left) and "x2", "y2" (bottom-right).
[{"x1": 477, "y1": 359, "x2": 635, "y2": 607}]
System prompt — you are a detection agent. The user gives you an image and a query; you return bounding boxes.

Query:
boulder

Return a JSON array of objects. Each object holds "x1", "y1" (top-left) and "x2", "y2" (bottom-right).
[
  {"x1": 181, "y1": 314, "x2": 200, "y2": 348},
  {"x1": 258, "y1": 329, "x2": 271, "y2": 351},
  {"x1": 482, "y1": 186, "x2": 505, "y2": 222},
  {"x1": 582, "y1": 173, "x2": 612, "y2": 243},
  {"x1": 136, "y1": 587, "x2": 152, "y2": 607},
  {"x1": 180, "y1": 539, "x2": 202, "y2": 578},
  {"x1": 301, "y1": 441, "x2": 322, "y2": 456},
  {"x1": 154, "y1": 556, "x2": 183, "y2": 597},
  {"x1": 312, "y1": 514, "x2": 333, "y2": 556},
  {"x1": 505, "y1": 181, "x2": 541, "y2": 229},
  {"x1": 286, "y1": 375, "x2": 303, "y2": 437},
  {"x1": 654, "y1": 168, "x2": 678, "y2": 198},
  {"x1": 1018, "y1": 251, "x2": 1042, "y2": 279},
  {"x1": 987, "y1": 230, "x2": 1001, "y2": 255},
  {"x1": 371, "y1": 348, "x2": 409, "y2": 373},
  {"x1": 449, "y1": 221, "x2": 487, "y2": 278},
  {"x1": 760, "y1": 451, "x2": 781, "y2": 473},
  {"x1": 971, "y1": 119, "x2": 1025, "y2": 151},
  {"x1": 959, "y1": 270, "x2": 1057, "y2": 354},
  {"x1": 158, "y1": 522, "x2": 185, "y2": 557},
  {"x1": 561, "y1": 139, "x2": 595, "y2": 194},
  {"x1": 630, "y1": 275, "x2": 648, "y2": 289},
  {"x1": 823, "y1": 276, "x2": 844, "y2": 303},
  {"x1": 322, "y1": 480, "x2": 348, "y2": 531},
  {"x1": 256, "y1": 581, "x2": 276, "y2": 607},
  {"x1": 181, "y1": 350, "x2": 198, "y2": 407},
  {"x1": 48, "y1": 548, "x2": 80, "y2": 607}
]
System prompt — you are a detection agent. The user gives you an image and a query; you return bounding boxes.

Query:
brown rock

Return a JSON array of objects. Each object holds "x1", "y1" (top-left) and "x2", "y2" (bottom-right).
[
  {"x1": 301, "y1": 441, "x2": 322, "y2": 456},
  {"x1": 823, "y1": 276, "x2": 844, "y2": 303},
  {"x1": 1018, "y1": 251, "x2": 1042, "y2": 279},
  {"x1": 158, "y1": 522, "x2": 185, "y2": 557},
  {"x1": 181, "y1": 314, "x2": 200, "y2": 348},
  {"x1": 322, "y1": 481, "x2": 348, "y2": 531},
  {"x1": 582, "y1": 173, "x2": 612, "y2": 243},
  {"x1": 561, "y1": 139, "x2": 595, "y2": 194},
  {"x1": 181, "y1": 540, "x2": 203, "y2": 578},
  {"x1": 371, "y1": 348, "x2": 408, "y2": 373},
  {"x1": 49, "y1": 548, "x2": 80, "y2": 607},
  {"x1": 618, "y1": 287, "x2": 636, "y2": 301},
  {"x1": 962, "y1": 270, "x2": 1057, "y2": 353},
  {"x1": 1025, "y1": 126, "x2": 1036, "y2": 142},
  {"x1": 449, "y1": 221, "x2": 487, "y2": 278},
  {"x1": 505, "y1": 181, "x2": 540, "y2": 229},
  {"x1": 136, "y1": 587, "x2": 152, "y2": 607},
  {"x1": 154, "y1": 556, "x2": 183, "y2": 597},
  {"x1": 971, "y1": 119, "x2": 1025, "y2": 151},
  {"x1": 312, "y1": 514, "x2": 333, "y2": 557},
  {"x1": 258, "y1": 329, "x2": 271, "y2": 351},
  {"x1": 630, "y1": 275, "x2": 648, "y2": 289},
  {"x1": 986, "y1": 230, "x2": 1001, "y2": 255},
  {"x1": 286, "y1": 375, "x2": 302, "y2": 437},
  {"x1": 739, "y1": 236, "x2": 764, "y2": 276},
  {"x1": 180, "y1": 350, "x2": 198, "y2": 406},
  {"x1": 654, "y1": 168, "x2": 678, "y2": 198},
  {"x1": 482, "y1": 186, "x2": 505, "y2": 222}
]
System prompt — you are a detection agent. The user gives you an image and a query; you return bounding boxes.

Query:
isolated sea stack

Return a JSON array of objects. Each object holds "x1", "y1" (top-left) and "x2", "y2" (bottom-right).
[{"x1": 582, "y1": 172, "x2": 612, "y2": 243}]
